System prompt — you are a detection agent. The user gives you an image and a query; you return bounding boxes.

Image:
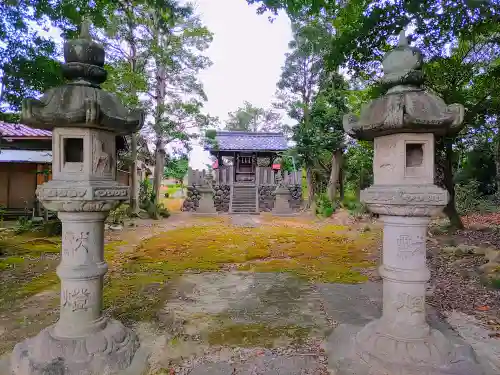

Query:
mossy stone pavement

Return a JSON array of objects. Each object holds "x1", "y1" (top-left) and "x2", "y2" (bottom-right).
[{"x1": 0, "y1": 214, "x2": 493, "y2": 374}]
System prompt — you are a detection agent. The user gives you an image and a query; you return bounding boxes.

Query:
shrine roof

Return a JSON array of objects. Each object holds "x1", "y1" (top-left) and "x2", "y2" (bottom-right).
[
  {"x1": 208, "y1": 131, "x2": 288, "y2": 152},
  {"x1": 0, "y1": 122, "x2": 52, "y2": 138}
]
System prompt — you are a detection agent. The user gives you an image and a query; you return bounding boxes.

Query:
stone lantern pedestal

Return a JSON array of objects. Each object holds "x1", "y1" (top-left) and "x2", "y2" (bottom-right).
[
  {"x1": 326, "y1": 32, "x2": 483, "y2": 375},
  {"x1": 196, "y1": 172, "x2": 217, "y2": 214},
  {"x1": 10, "y1": 20, "x2": 145, "y2": 375},
  {"x1": 196, "y1": 185, "x2": 217, "y2": 214},
  {"x1": 272, "y1": 185, "x2": 293, "y2": 216}
]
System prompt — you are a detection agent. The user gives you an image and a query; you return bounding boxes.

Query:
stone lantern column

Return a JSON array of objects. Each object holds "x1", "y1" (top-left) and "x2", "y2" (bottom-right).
[
  {"x1": 10, "y1": 20, "x2": 145, "y2": 375},
  {"x1": 196, "y1": 170, "x2": 217, "y2": 214},
  {"x1": 327, "y1": 31, "x2": 483, "y2": 375},
  {"x1": 272, "y1": 172, "x2": 293, "y2": 216}
]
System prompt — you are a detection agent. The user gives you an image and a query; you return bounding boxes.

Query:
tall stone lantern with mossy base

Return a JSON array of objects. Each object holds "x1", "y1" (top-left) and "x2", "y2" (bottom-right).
[
  {"x1": 11, "y1": 20, "x2": 145, "y2": 375},
  {"x1": 326, "y1": 31, "x2": 484, "y2": 375}
]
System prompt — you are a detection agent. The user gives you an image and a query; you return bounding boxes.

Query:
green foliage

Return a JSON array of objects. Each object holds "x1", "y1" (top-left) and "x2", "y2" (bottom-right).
[
  {"x1": 225, "y1": 101, "x2": 282, "y2": 132},
  {"x1": 455, "y1": 180, "x2": 499, "y2": 215},
  {"x1": 14, "y1": 217, "x2": 34, "y2": 235},
  {"x1": 41, "y1": 219, "x2": 62, "y2": 237},
  {"x1": 344, "y1": 140, "x2": 373, "y2": 193},
  {"x1": 164, "y1": 156, "x2": 189, "y2": 182},
  {"x1": 145, "y1": 202, "x2": 170, "y2": 220},
  {"x1": 315, "y1": 193, "x2": 335, "y2": 217},
  {"x1": 204, "y1": 129, "x2": 219, "y2": 151},
  {"x1": 108, "y1": 204, "x2": 130, "y2": 225},
  {"x1": 139, "y1": 177, "x2": 154, "y2": 207},
  {"x1": 455, "y1": 140, "x2": 496, "y2": 196}
]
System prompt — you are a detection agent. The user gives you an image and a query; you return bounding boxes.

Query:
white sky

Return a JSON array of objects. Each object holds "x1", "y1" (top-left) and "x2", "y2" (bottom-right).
[{"x1": 188, "y1": 0, "x2": 292, "y2": 169}]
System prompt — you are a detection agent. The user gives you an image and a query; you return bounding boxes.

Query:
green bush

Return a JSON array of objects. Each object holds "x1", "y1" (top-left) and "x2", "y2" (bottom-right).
[
  {"x1": 14, "y1": 217, "x2": 34, "y2": 234},
  {"x1": 42, "y1": 219, "x2": 62, "y2": 236},
  {"x1": 455, "y1": 180, "x2": 498, "y2": 215},
  {"x1": 315, "y1": 193, "x2": 335, "y2": 218},
  {"x1": 139, "y1": 178, "x2": 154, "y2": 208},
  {"x1": 108, "y1": 204, "x2": 130, "y2": 225},
  {"x1": 145, "y1": 202, "x2": 170, "y2": 220}
]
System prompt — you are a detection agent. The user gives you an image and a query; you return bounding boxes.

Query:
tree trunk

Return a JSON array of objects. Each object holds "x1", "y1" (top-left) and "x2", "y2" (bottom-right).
[
  {"x1": 129, "y1": 133, "x2": 139, "y2": 214},
  {"x1": 126, "y1": 14, "x2": 140, "y2": 214},
  {"x1": 305, "y1": 167, "x2": 314, "y2": 210},
  {"x1": 327, "y1": 149, "x2": 342, "y2": 202},
  {"x1": 495, "y1": 122, "x2": 500, "y2": 192},
  {"x1": 153, "y1": 139, "x2": 164, "y2": 205},
  {"x1": 152, "y1": 17, "x2": 166, "y2": 206},
  {"x1": 339, "y1": 166, "x2": 344, "y2": 201},
  {"x1": 436, "y1": 137, "x2": 464, "y2": 229}
]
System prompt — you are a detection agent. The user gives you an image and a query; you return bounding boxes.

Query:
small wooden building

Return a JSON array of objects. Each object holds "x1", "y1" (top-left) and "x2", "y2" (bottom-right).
[
  {"x1": 186, "y1": 131, "x2": 302, "y2": 214},
  {"x1": 0, "y1": 122, "x2": 52, "y2": 213},
  {"x1": 208, "y1": 131, "x2": 291, "y2": 184}
]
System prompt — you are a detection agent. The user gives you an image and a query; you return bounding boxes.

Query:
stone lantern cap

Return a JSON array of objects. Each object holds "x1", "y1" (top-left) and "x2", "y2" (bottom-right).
[
  {"x1": 343, "y1": 31, "x2": 464, "y2": 141},
  {"x1": 21, "y1": 19, "x2": 144, "y2": 135}
]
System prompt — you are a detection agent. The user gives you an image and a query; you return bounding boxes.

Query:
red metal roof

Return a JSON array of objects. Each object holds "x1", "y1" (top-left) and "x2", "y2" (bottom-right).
[{"x1": 0, "y1": 121, "x2": 52, "y2": 137}]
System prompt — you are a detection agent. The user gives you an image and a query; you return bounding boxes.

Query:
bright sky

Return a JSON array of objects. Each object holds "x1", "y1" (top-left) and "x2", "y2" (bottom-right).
[{"x1": 188, "y1": 0, "x2": 292, "y2": 169}]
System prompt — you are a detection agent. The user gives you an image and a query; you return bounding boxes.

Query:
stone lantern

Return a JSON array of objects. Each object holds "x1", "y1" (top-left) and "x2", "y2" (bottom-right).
[
  {"x1": 11, "y1": 21, "x2": 144, "y2": 374},
  {"x1": 327, "y1": 31, "x2": 483, "y2": 375},
  {"x1": 272, "y1": 172, "x2": 293, "y2": 216}
]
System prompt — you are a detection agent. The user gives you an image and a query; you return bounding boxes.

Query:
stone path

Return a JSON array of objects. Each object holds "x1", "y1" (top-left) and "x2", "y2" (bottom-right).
[
  {"x1": 0, "y1": 214, "x2": 498, "y2": 375},
  {"x1": 134, "y1": 271, "x2": 490, "y2": 375}
]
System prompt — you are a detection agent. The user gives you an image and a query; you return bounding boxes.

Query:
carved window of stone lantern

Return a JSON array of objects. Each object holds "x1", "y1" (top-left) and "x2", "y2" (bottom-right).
[
  {"x1": 64, "y1": 138, "x2": 84, "y2": 163},
  {"x1": 59, "y1": 132, "x2": 86, "y2": 173},
  {"x1": 403, "y1": 135, "x2": 433, "y2": 184}
]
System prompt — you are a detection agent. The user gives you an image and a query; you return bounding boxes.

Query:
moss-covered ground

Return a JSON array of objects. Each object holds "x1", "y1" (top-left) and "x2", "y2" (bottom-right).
[{"x1": 0, "y1": 214, "x2": 380, "y2": 357}]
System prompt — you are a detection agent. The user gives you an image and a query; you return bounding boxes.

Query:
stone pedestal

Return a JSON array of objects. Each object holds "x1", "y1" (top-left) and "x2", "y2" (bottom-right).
[
  {"x1": 272, "y1": 186, "x2": 293, "y2": 216},
  {"x1": 11, "y1": 209, "x2": 139, "y2": 375},
  {"x1": 326, "y1": 185, "x2": 483, "y2": 375},
  {"x1": 196, "y1": 186, "x2": 217, "y2": 214}
]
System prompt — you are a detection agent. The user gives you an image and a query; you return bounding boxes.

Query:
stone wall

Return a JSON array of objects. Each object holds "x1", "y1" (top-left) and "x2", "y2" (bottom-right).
[
  {"x1": 259, "y1": 185, "x2": 303, "y2": 212},
  {"x1": 183, "y1": 184, "x2": 302, "y2": 213},
  {"x1": 213, "y1": 185, "x2": 230, "y2": 212},
  {"x1": 181, "y1": 186, "x2": 200, "y2": 212},
  {"x1": 288, "y1": 185, "x2": 303, "y2": 211},
  {"x1": 259, "y1": 185, "x2": 275, "y2": 212}
]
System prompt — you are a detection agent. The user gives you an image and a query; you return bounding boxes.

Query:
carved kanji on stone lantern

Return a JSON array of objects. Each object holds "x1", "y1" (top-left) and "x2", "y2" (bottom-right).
[
  {"x1": 11, "y1": 20, "x2": 145, "y2": 375},
  {"x1": 326, "y1": 31, "x2": 483, "y2": 375}
]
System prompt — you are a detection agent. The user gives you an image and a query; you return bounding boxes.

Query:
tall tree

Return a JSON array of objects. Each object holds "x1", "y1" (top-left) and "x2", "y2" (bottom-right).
[
  {"x1": 225, "y1": 101, "x2": 282, "y2": 132},
  {"x1": 144, "y1": 4, "x2": 214, "y2": 204},
  {"x1": 276, "y1": 17, "x2": 334, "y2": 208},
  {"x1": 100, "y1": 0, "x2": 151, "y2": 214}
]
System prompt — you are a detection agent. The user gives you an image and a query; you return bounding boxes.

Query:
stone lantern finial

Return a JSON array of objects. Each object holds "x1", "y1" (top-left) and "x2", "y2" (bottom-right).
[
  {"x1": 343, "y1": 29, "x2": 464, "y2": 141},
  {"x1": 21, "y1": 19, "x2": 144, "y2": 133},
  {"x1": 398, "y1": 29, "x2": 408, "y2": 46},
  {"x1": 80, "y1": 17, "x2": 92, "y2": 39}
]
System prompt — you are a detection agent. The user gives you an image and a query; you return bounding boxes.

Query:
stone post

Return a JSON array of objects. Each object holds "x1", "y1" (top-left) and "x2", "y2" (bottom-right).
[
  {"x1": 196, "y1": 170, "x2": 216, "y2": 214},
  {"x1": 272, "y1": 173, "x2": 293, "y2": 216},
  {"x1": 326, "y1": 31, "x2": 483, "y2": 375},
  {"x1": 11, "y1": 20, "x2": 145, "y2": 375}
]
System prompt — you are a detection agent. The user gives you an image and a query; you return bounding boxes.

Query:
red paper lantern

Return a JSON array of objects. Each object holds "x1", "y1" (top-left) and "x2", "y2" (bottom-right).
[
  {"x1": 212, "y1": 160, "x2": 219, "y2": 169},
  {"x1": 272, "y1": 163, "x2": 281, "y2": 170}
]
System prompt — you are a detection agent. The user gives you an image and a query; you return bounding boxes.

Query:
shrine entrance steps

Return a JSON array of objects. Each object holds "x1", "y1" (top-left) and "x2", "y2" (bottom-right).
[{"x1": 230, "y1": 184, "x2": 257, "y2": 214}]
